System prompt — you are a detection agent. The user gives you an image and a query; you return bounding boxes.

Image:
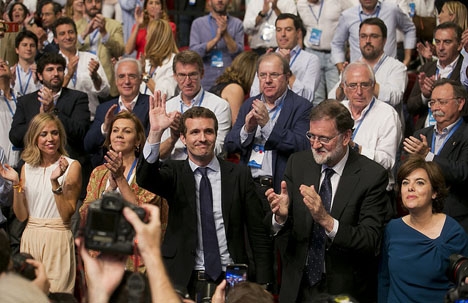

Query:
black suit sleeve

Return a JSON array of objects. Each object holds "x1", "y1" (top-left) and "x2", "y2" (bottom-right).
[{"x1": 9, "y1": 94, "x2": 33, "y2": 148}]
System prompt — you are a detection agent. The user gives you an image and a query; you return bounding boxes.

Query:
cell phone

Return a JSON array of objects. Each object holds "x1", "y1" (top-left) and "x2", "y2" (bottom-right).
[
  {"x1": 225, "y1": 264, "x2": 248, "y2": 296},
  {"x1": 2, "y1": 22, "x2": 19, "y2": 33}
]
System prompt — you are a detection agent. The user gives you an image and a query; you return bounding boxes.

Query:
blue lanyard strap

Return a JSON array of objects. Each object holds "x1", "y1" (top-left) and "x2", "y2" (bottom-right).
[
  {"x1": 126, "y1": 158, "x2": 138, "y2": 182},
  {"x1": 308, "y1": 0, "x2": 324, "y2": 24},
  {"x1": 3, "y1": 94, "x2": 16, "y2": 117},
  {"x1": 351, "y1": 99, "x2": 375, "y2": 140},
  {"x1": 373, "y1": 54, "x2": 387, "y2": 74},
  {"x1": 17, "y1": 65, "x2": 32, "y2": 96},
  {"x1": 289, "y1": 49, "x2": 301, "y2": 68},
  {"x1": 180, "y1": 90, "x2": 205, "y2": 113},
  {"x1": 431, "y1": 119, "x2": 463, "y2": 155}
]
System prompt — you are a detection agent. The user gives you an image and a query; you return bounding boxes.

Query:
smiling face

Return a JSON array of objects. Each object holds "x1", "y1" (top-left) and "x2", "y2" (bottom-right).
[
  {"x1": 275, "y1": 17, "x2": 299, "y2": 50},
  {"x1": 401, "y1": 168, "x2": 437, "y2": 212},
  {"x1": 54, "y1": 23, "x2": 77, "y2": 53},
  {"x1": 110, "y1": 118, "x2": 140, "y2": 155},
  {"x1": 430, "y1": 83, "x2": 465, "y2": 129},
  {"x1": 16, "y1": 37, "x2": 37, "y2": 62},
  {"x1": 37, "y1": 120, "x2": 61, "y2": 156},
  {"x1": 11, "y1": 3, "x2": 27, "y2": 23},
  {"x1": 116, "y1": 61, "x2": 142, "y2": 101},
  {"x1": 180, "y1": 117, "x2": 216, "y2": 166}
]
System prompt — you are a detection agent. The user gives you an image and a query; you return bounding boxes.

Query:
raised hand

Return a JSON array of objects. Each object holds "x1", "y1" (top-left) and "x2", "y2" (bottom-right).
[
  {"x1": 0, "y1": 163, "x2": 19, "y2": 184},
  {"x1": 265, "y1": 180, "x2": 289, "y2": 224},
  {"x1": 50, "y1": 156, "x2": 69, "y2": 181},
  {"x1": 148, "y1": 90, "x2": 176, "y2": 134}
]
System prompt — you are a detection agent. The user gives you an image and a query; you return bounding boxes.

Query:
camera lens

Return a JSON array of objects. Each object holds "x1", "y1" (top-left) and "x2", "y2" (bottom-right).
[{"x1": 448, "y1": 254, "x2": 468, "y2": 284}]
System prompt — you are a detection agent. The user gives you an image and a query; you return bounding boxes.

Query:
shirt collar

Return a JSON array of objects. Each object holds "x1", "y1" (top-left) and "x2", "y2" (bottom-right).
[
  {"x1": 321, "y1": 147, "x2": 349, "y2": 177},
  {"x1": 261, "y1": 89, "x2": 288, "y2": 108},
  {"x1": 437, "y1": 55, "x2": 460, "y2": 71},
  {"x1": 178, "y1": 88, "x2": 204, "y2": 108},
  {"x1": 118, "y1": 93, "x2": 139, "y2": 111},
  {"x1": 189, "y1": 156, "x2": 220, "y2": 173},
  {"x1": 359, "y1": 1, "x2": 381, "y2": 15},
  {"x1": 435, "y1": 117, "x2": 462, "y2": 135}
]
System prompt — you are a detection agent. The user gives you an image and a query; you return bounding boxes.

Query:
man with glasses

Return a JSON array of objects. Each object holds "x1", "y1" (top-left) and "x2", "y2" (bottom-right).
[
  {"x1": 84, "y1": 58, "x2": 149, "y2": 167},
  {"x1": 407, "y1": 22, "x2": 464, "y2": 132},
  {"x1": 158, "y1": 50, "x2": 231, "y2": 160},
  {"x1": 340, "y1": 61, "x2": 401, "y2": 192},
  {"x1": 404, "y1": 78, "x2": 468, "y2": 232},
  {"x1": 265, "y1": 99, "x2": 391, "y2": 302},
  {"x1": 225, "y1": 52, "x2": 312, "y2": 211},
  {"x1": 37, "y1": 1, "x2": 61, "y2": 55}
]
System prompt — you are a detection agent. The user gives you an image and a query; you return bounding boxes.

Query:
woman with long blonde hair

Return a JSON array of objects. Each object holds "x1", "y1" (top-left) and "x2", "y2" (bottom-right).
[{"x1": 139, "y1": 19, "x2": 179, "y2": 98}]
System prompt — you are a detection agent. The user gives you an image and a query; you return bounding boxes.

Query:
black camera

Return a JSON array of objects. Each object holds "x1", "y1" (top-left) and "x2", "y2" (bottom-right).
[
  {"x1": 12, "y1": 252, "x2": 36, "y2": 280},
  {"x1": 445, "y1": 254, "x2": 468, "y2": 302},
  {"x1": 85, "y1": 193, "x2": 146, "y2": 255}
]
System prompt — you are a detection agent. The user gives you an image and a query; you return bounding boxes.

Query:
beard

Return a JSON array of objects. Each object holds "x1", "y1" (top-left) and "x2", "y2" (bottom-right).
[
  {"x1": 361, "y1": 44, "x2": 381, "y2": 61},
  {"x1": 312, "y1": 141, "x2": 347, "y2": 166}
]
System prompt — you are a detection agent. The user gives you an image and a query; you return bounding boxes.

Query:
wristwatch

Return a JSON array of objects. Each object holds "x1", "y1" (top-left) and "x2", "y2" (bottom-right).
[
  {"x1": 258, "y1": 11, "x2": 266, "y2": 18},
  {"x1": 142, "y1": 73, "x2": 150, "y2": 83}
]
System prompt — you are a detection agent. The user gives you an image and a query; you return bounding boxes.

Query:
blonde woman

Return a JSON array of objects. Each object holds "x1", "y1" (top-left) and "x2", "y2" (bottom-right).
[
  {"x1": 0, "y1": 113, "x2": 82, "y2": 294},
  {"x1": 139, "y1": 19, "x2": 179, "y2": 98}
]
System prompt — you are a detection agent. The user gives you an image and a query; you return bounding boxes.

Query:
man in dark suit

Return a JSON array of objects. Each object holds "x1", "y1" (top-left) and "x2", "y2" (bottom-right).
[
  {"x1": 406, "y1": 22, "x2": 464, "y2": 132},
  {"x1": 84, "y1": 58, "x2": 149, "y2": 167},
  {"x1": 9, "y1": 52, "x2": 90, "y2": 166},
  {"x1": 136, "y1": 96, "x2": 273, "y2": 301},
  {"x1": 404, "y1": 78, "x2": 468, "y2": 232},
  {"x1": 266, "y1": 100, "x2": 391, "y2": 303},
  {"x1": 224, "y1": 52, "x2": 312, "y2": 209}
]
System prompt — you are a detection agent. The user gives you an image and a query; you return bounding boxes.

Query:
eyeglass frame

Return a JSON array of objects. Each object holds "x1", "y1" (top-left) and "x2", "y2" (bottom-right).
[
  {"x1": 175, "y1": 72, "x2": 200, "y2": 82},
  {"x1": 258, "y1": 72, "x2": 285, "y2": 80},
  {"x1": 305, "y1": 131, "x2": 341, "y2": 145},
  {"x1": 344, "y1": 81, "x2": 374, "y2": 91},
  {"x1": 427, "y1": 97, "x2": 460, "y2": 108}
]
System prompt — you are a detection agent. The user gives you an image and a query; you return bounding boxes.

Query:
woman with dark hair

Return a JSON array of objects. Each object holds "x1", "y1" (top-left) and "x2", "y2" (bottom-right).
[
  {"x1": 80, "y1": 111, "x2": 167, "y2": 270},
  {"x1": 378, "y1": 155, "x2": 468, "y2": 302},
  {"x1": 0, "y1": 113, "x2": 82, "y2": 293}
]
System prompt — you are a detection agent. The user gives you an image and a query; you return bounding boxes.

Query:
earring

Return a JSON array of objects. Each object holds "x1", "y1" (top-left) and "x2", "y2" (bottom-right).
[{"x1": 135, "y1": 145, "x2": 140, "y2": 153}]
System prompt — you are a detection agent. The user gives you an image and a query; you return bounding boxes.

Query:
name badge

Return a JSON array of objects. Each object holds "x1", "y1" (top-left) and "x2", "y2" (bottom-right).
[
  {"x1": 428, "y1": 108, "x2": 436, "y2": 126},
  {"x1": 261, "y1": 23, "x2": 275, "y2": 42},
  {"x1": 409, "y1": 3, "x2": 415, "y2": 17},
  {"x1": 309, "y1": 28, "x2": 322, "y2": 46},
  {"x1": 247, "y1": 144, "x2": 265, "y2": 168},
  {"x1": 211, "y1": 49, "x2": 224, "y2": 68}
]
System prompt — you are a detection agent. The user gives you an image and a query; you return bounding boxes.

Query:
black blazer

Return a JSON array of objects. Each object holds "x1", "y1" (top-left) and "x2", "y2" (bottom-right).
[
  {"x1": 136, "y1": 156, "x2": 274, "y2": 288},
  {"x1": 406, "y1": 57, "x2": 463, "y2": 131},
  {"x1": 9, "y1": 87, "x2": 90, "y2": 160},
  {"x1": 272, "y1": 149, "x2": 391, "y2": 303},
  {"x1": 83, "y1": 94, "x2": 149, "y2": 167},
  {"x1": 414, "y1": 121, "x2": 468, "y2": 231}
]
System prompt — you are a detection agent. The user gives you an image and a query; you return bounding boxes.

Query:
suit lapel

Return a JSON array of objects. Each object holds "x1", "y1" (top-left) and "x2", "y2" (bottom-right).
[
  {"x1": 182, "y1": 160, "x2": 198, "y2": 215},
  {"x1": 331, "y1": 152, "x2": 360, "y2": 219},
  {"x1": 438, "y1": 122, "x2": 466, "y2": 157},
  {"x1": 219, "y1": 160, "x2": 234, "y2": 229},
  {"x1": 302, "y1": 156, "x2": 322, "y2": 232}
]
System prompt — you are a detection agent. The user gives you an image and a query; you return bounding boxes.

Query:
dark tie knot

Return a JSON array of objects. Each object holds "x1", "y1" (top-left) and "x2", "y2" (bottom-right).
[
  {"x1": 323, "y1": 168, "x2": 335, "y2": 180},
  {"x1": 198, "y1": 167, "x2": 209, "y2": 177}
]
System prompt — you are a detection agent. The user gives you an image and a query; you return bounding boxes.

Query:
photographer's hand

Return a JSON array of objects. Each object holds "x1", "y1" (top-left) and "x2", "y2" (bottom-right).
[
  {"x1": 75, "y1": 237, "x2": 126, "y2": 303},
  {"x1": 211, "y1": 280, "x2": 226, "y2": 303},
  {"x1": 26, "y1": 259, "x2": 50, "y2": 295}
]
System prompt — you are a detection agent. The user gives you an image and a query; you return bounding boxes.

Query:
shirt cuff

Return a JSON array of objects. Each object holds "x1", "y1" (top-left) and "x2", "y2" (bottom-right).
[
  {"x1": 325, "y1": 219, "x2": 338, "y2": 240},
  {"x1": 143, "y1": 141, "x2": 161, "y2": 164},
  {"x1": 78, "y1": 35, "x2": 85, "y2": 45},
  {"x1": 101, "y1": 123, "x2": 107, "y2": 136},
  {"x1": 271, "y1": 215, "x2": 286, "y2": 235}
]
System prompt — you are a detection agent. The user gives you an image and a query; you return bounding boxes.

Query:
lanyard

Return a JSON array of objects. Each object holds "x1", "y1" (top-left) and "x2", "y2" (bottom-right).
[
  {"x1": 351, "y1": 98, "x2": 375, "y2": 140},
  {"x1": 308, "y1": 0, "x2": 324, "y2": 24},
  {"x1": 267, "y1": 94, "x2": 286, "y2": 121},
  {"x1": 359, "y1": 4, "x2": 380, "y2": 22},
  {"x1": 431, "y1": 119, "x2": 463, "y2": 155},
  {"x1": 3, "y1": 94, "x2": 17, "y2": 117},
  {"x1": 373, "y1": 54, "x2": 387, "y2": 74},
  {"x1": 180, "y1": 90, "x2": 205, "y2": 113},
  {"x1": 126, "y1": 158, "x2": 138, "y2": 182},
  {"x1": 289, "y1": 49, "x2": 301, "y2": 68},
  {"x1": 17, "y1": 65, "x2": 32, "y2": 96}
]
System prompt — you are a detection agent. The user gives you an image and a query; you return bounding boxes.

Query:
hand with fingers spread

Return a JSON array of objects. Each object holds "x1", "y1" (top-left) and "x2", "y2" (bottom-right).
[
  {"x1": 104, "y1": 150, "x2": 125, "y2": 181},
  {"x1": 0, "y1": 163, "x2": 19, "y2": 185},
  {"x1": 38, "y1": 86, "x2": 55, "y2": 113},
  {"x1": 403, "y1": 134, "x2": 430, "y2": 156},
  {"x1": 418, "y1": 72, "x2": 436, "y2": 98},
  {"x1": 265, "y1": 180, "x2": 289, "y2": 224},
  {"x1": 102, "y1": 103, "x2": 118, "y2": 134},
  {"x1": 147, "y1": 90, "x2": 178, "y2": 142}
]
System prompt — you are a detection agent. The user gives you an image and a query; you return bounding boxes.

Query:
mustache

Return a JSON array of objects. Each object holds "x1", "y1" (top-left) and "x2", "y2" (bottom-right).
[{"x1": 432, "y1": 110, "x2": 445, "y2": 117}]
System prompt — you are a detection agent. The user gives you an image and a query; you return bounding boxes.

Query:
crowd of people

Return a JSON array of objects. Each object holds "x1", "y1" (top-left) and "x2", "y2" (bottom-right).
[{"x1": 0, "y1": 0, "x2": 468, "y2": 302}]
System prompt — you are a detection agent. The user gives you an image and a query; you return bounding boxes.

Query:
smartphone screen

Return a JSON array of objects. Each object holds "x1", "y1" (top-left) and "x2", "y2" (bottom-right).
[{"x1": 225, "y1": 264, "x2": 248, "y2": 296}]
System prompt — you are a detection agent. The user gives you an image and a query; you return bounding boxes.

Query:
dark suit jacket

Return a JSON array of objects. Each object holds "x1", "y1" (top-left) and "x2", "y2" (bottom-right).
[
  {"x1": 224, "y1": 89, "x2": 312, "y2": 192},
  {"x1": 136, "y1": 156, "x2": 273, "y2": 288},
  {"x1": 406, "y1": 57, "x2": 463, "y2": 131},
  {"x1": 10, "y1": 87, "x2": 90, "y2": 161},
  {"x1": 83, "y1": 94, "x2": 149, "y2": 166},
  {"x1": 414, "y1": 121, "x2": 468, "y2": 231},
  {"x1": 272, "y1": 149, "x2": 390, "y2": 303}
]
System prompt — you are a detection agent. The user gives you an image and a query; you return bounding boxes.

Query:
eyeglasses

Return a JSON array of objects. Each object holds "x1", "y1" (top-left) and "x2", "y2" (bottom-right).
[
  {"x1": 345, "y1": 81, "x2": 374, "y2": 91},
  {"x1": 117, "y1": 73, "x2": 139, "y2": 82},
  {"x1": 175, "y1": 72, "x2": 200, "y2": 81},
  {"x1": 258, "y1": 72, "x2": 285, "y2": 80},
  {"x1": 428, "y1": 97, "x2": 459, "y2": 107},
  {"x1": 305, "y1": 131, "x2": 340, "y2": 144}
]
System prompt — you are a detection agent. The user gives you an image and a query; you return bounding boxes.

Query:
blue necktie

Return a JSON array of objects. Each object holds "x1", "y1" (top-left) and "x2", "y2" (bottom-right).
[
  {"x1": 306, "y1": 168, "x2": 334, "y2": 286},
  {"x1": 198, "y1": 167, "x2": 222, "y2": 281}
]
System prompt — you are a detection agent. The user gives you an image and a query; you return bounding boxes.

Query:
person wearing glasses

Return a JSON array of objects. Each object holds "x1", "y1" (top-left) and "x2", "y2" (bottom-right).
[
  {"x1": 407, "y1": 22, "x2": 464, "y2": 133},
  {"x1": 265, "y1": 99, "x2": 391, "y2": 302},
  {"x1": 225, "y1": 52, "x2": 312, "y2": 213},
  {"x1": 341, "y1": 61, "x2": 402, "y2": 194},
  {"x1": 403, "y1": 78, "x2": 468, "y2": 233},
  {"x1": 158, "y1": 50, "x2": 231, "y2": 161},
  {"x1": 84, "y1": 58, "x2": 150, "y2": 167}
]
